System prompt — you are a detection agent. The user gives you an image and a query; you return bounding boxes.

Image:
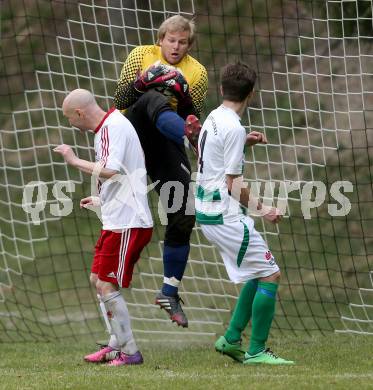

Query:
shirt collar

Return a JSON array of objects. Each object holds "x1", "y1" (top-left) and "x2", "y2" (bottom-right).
[
  {"x1": 219, "y1": 104, "x2": 242, "y2": 122},
  {"x1": 94, "y1": 107, "x2": 116, "y2": 133}
]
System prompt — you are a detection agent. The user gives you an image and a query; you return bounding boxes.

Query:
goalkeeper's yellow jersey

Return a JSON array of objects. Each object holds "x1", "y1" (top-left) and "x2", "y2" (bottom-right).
[{"x1": 114, "y1": 45, "x2": 208, "y2": 116}]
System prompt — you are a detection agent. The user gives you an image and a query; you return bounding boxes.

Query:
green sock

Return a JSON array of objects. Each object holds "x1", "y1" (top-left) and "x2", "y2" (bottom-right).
[
  {"x1": 248, "y1": 281, "x2": 278, "y2": 356},
  {"x1": 224, "y1": 279, "x2": 258, "y2": 344}
]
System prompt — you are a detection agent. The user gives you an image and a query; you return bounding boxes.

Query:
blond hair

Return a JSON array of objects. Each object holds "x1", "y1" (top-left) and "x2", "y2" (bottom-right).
[{"x1": 157, "y1": 15, "x2": 196, "y2": 45}]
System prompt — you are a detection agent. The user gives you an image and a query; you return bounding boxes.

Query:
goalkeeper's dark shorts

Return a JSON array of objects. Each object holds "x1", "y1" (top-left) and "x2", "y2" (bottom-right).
[{"x1": 124, "y1": 90, "x2": 195, "y2": 247}]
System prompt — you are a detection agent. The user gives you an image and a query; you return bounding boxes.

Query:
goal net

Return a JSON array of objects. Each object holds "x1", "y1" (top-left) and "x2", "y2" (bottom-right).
[{"x1": 1, "y1": 0, "x2": 372, "y2": 342}]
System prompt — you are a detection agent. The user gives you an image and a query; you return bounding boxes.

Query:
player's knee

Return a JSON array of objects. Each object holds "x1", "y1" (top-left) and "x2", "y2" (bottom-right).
[
  {"x1": 90, "y1": 273, "x2": 98, "y2": 289},
  {"x1": 96, "y1": 279, "x2": 118, "y2": 296},
  {"x1": 260, "y1": 270, "x2": 281, "y2": 283},
  {"x1": 135, "y1": 90, "x2": 171, "y2": 123},
  {"x1": 165, "y1": 214, "x2": 195, "y2": 245}
]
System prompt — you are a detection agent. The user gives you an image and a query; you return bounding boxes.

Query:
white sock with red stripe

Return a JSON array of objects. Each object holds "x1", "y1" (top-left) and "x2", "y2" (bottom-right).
[
  {"x1": 108, "y1": 334, "x2": 120, "y2": 350},
  {"x1": 97, "y1": 294, "x2": 120, "y2": 350},
  {"x1": 103, "y1": 291, "x2": 138, "y2": 355}
]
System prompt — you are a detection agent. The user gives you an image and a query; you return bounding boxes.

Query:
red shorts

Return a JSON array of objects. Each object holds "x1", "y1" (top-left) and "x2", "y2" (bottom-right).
[{"x1": 91, "y1": 228, "x2": 152, "y2": 288}]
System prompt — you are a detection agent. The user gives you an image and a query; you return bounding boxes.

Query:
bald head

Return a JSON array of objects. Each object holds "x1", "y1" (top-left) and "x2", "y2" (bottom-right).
[
  {"x1": 62, "y1": 89, "x2": 97, "y2": 114},
  {"x1": 62, "y1": 89, "x2": 105, "y2": 131}
]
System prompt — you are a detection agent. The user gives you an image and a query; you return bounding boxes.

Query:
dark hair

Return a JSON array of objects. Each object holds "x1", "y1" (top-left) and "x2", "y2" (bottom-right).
[{"x1": 220, "y1": 62, "x2": 257, "y2": 102}]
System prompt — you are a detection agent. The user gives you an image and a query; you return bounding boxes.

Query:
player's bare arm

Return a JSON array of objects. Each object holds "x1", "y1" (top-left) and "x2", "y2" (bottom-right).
[
  {"x1": 53, "y1": 144, "x2": 118, "y2": 179},
  {"x1": 80, "y1": 196, "x2": 100, "y2": 208},
  {"x1": 246, "y1": 131, "x2": 268, "y2": 146},
  {"x1": 226, "y1": 174, "x2": 282, "y2": 224}
]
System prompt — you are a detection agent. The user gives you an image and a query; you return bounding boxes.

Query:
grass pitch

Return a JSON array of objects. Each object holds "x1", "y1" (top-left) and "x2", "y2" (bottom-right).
[{"x1": 0, "y1": 334, "x2": 372, "y2": 390}]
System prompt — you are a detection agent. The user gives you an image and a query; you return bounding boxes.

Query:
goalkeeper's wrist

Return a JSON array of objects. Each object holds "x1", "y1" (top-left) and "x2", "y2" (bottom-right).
[{"x1": 133, "y1": 81, "x2": 145, "y2": 94}]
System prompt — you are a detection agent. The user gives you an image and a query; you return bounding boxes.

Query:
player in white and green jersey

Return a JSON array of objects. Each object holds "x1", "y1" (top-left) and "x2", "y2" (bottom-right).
[{"x1": 195, "y1": 62, "x2": 294, "y2": 365}]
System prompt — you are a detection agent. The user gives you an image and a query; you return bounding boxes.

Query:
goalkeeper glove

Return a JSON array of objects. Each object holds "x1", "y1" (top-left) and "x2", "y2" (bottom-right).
[
  {"x1": 163, "y1": 71, "x2": 191, "y2": 102},
  {"x1": 133, "y1": 64, "x2": 178, "y2": 92}
]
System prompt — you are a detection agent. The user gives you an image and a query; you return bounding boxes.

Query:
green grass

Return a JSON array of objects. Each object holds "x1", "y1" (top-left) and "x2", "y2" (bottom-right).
[{"x1": 1, "y1": 335, "x2": 372, "y2": 390}]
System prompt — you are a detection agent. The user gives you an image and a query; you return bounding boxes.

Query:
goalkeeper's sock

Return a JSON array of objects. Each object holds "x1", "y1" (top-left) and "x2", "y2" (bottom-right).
[
  {"x1": 248, "y1": 281, "x2": 278, "y2": 356},
  {"x1": 156, "y1": 111, "x2": 184, "y2": 144},
  {"x1": 224, "y1": 279, "x2": 258, "y2": 344},
  {"x1": 161, "y1": 244, "x2": 189, "y2": 296},
  {"x1": 103, "y1": 291, "x2": 138, "y2": 355}
]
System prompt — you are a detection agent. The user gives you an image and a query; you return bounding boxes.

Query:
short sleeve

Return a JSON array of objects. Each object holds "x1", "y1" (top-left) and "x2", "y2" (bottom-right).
[
  {"x1": 101, "y1": 124, "x2": 128, "y2": 172},
  {"x1": 114, "y1": 46, "x2": 151, "y2": 110},
  {"x1": 189, "y1": 64, "x2": 208, "y2": 117},
  {"x1": 224, "y1": 126, "x2": 246, "y2": 175}
]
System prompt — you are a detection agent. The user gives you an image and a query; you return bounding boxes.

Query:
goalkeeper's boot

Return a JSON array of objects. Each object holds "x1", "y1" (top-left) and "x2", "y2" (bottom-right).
[
  {"x1": 243, "y1": 348, "x2": 295, "y2": 365},
  {"x1": 84, "y1": 345, "x2": 118, "y2": 363},
  {"x1": 108, "y1": 350, "x2": 144, "y2": 366},
  {"x1": 185, "y1": 114, "x2": 202, "y2": 155},
  {"x1": 215, "y1": 336, "x2": 246, "y2": 363},
  {"x1": 155, "y1": 292, "x2": 188, "y2": 328}
]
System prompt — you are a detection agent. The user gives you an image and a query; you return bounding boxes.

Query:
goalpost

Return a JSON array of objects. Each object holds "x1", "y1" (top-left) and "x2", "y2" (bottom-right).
[{"x1": 0, "y1": 0, "x2": 372, "y2": 342}]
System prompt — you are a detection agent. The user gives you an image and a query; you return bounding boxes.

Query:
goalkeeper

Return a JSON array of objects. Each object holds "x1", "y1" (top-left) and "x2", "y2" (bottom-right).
[
  {"x1": 195, "y1": 62, "x2": 294, "y2": 365},
  {"x1": 114, "y1": 15, "x2": 208, "y2": 328},
  {"x1": 54, "y1": 89, "x2": 153, "y2": 366}
]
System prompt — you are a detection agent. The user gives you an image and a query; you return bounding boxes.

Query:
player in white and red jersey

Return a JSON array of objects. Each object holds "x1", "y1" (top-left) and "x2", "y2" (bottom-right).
[{"x1": 54, "y1": 88, "x2": 152, "y2": 366}]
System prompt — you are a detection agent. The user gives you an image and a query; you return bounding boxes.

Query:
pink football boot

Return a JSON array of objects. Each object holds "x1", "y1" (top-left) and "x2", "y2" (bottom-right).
[
  {"x1": 84, "y1": 346, "x2": 117, "y2": 363},
  {"x1": 108, "y1": 351, "x2": 144, "y2": 366}
]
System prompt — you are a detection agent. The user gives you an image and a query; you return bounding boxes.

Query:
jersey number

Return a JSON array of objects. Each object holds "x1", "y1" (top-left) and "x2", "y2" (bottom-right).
[{"x1": 198, "y1": 130, "x2": 207, "y2": 173}]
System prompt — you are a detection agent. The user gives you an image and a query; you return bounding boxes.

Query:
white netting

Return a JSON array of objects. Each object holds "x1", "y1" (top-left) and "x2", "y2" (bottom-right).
[
  {"x1": 247, "y1": 0, "x2": 373, "y2": 334},
  {"x1": 1, "y1": 0, "x2": 372, "y2": 340},
  {"x1": 337, "y1": 271, "x2": 373, "y2": 335}
]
